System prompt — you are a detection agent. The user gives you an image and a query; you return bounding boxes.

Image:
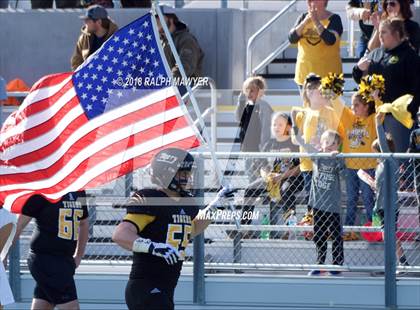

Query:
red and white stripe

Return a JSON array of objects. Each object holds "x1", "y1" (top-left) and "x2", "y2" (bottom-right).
[{"x1": 0, "y1": 73, "x2": 200, "y2": 213}]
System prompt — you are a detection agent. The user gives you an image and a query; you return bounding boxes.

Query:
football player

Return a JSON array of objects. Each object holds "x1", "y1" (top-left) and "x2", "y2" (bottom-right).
[
  {"x1": 13, "y1": 192, "x2": 89, "y2": 310},
  {"x1": 112, "y1": 148, "x2": 233, "y2": 310}
]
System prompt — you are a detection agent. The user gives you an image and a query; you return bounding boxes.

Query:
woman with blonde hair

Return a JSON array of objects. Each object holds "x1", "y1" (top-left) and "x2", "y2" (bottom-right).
[
  {"x1": 235, "y1": 76, "x2": 273, "y2": 182},
  {"x1": 368, "y1": 0, "x2": 420, "y2": 53}
]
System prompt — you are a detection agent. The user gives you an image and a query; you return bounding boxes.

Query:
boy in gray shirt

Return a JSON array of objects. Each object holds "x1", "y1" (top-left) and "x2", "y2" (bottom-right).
[{"x1": 292, "y1": 111, "x2": 345, "y2": 276}]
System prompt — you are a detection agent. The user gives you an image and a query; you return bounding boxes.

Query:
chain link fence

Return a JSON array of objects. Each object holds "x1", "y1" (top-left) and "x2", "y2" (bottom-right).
[
  {"x1": 199, "y1": 152, "x2": 420, "y2": 274},
  {"x1": 15, "y1": 152, "x2": 420, "y2": 274}
]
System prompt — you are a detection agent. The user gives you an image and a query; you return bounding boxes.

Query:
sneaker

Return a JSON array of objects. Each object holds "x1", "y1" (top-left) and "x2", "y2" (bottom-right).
[
  {"x1": 397, "y1": 261, "x2": 410, "y2": 276},
  {"x1": 307, "y1": 269, "x2": 327, "y2": 276},
  {"x1": 329, "y1": 271, "x2": 343, "y2": 276}
]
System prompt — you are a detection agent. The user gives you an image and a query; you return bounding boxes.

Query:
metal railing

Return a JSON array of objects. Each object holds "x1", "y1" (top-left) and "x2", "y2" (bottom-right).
[{"x1": 245, "y1": 0, "x2": 297, "y2": 77}]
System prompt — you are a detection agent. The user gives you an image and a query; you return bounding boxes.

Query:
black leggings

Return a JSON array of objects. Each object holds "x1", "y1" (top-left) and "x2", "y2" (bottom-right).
[{"x1": 313, "y1": 209, "x2": 344, "y2": 265}]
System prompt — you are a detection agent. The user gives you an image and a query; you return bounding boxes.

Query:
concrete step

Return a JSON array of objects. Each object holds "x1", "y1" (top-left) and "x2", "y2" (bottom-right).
[{"x1": 264, "y1": 77, "x2": 358, "y2": 92}]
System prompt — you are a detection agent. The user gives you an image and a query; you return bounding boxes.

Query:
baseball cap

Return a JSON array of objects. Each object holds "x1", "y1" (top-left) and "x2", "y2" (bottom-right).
[
  {"x1": 154, "y1": 4, "x2": 176, "y2": 16},
  {"x1": 79, "y1": 4, "x2": 108, "y2": 20}
]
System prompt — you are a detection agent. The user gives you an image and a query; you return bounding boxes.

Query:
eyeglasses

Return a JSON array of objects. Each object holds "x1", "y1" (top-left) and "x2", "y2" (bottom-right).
[{"x1": 386, "y1": 1, "x2": 397, "y2": 8}]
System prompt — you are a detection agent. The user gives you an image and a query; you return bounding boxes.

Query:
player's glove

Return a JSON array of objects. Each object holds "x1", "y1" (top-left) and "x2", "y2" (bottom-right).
[
  {"x1": 132, "y1": 237, "x2": 180, "y2": 265},
  {"x1": 208, "y1": 185, "x2": 236, "y2": 211}
]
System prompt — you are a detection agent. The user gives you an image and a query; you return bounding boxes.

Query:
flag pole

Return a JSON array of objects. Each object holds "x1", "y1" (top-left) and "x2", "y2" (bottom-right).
[
  {"x1": 153, "y1": 4, "x2": 224, "y2": 186},
  {"x1": 152, "y1": 3, "x2": 240, "y2": 228}
]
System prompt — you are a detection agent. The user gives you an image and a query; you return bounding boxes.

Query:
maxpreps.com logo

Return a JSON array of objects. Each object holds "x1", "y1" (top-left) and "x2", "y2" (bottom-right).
[{"x1": 196, "y1": 209, "x2": 260, "y2": 221}]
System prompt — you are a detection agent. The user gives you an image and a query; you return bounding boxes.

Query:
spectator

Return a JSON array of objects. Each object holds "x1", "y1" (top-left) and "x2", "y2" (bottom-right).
[
  {"x1": 0, "y1": 208, "x2": 17, "y2": 308},
  {"x1": 331, "y1": 93, "x2": 377, "y2": 237},
  {"x1": 241, "y1": 112, "x2": 303, "y2": 238},
  {"x1": 235, "y1": 76, "x2": 273, "y2": 182},
  {"x1": 292, "y1": 124, "x2": 345, "y2": 276},
  {"x1": 353, "y1": 18, "x2": 420, "y2": 153},
  {"x1": 372, "y1": 112, "x2": 410, "y2": 268},
  {"x1": 156, "y1": 5, "x2": 204, "y2": 79},
  {"x1": 293, "y1": 73, "x2": 344, "y2": 211},
  {"x1": 31, "y1": 0, "x2": 78, "y2": 8},
  {"x1": 13, "y1": 192, "x2": 89, "y2": 310},
  {"x1": 407, "y1": 112, "x2": 420, "y2": 241},
  {"x1": 346, "y1": 0, "x2": 382, "y2": 58},
  {"x1": 71, "y1": 5, "x2": 118, "y2": 71},
  {"x1": 121, "y1": 0, "x2": 151, "y2": 8},
  {"x1": 288, "y1": 0, "x2": 343, "y2": 88},
  {"x1": 368, "y1": 0, "x2": 420, "y2": 53}
]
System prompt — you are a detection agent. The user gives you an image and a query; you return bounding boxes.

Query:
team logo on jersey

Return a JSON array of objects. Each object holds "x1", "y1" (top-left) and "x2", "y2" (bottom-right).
[
  {"x1": 389, "y1": 56, "x2": 399, "y2": 64},
  {"x1": 348, "y1": 123, "x2": 369, "y2": 148},
  {"x1": 304, "y1": 28, "x2": 321, "y2": 46}
]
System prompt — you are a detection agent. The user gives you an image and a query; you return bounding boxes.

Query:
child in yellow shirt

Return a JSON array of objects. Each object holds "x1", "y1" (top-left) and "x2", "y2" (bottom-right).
[
  {"x1": 293, "y1": 73, "x2": 344, "y2": 211},
  {"x1": 331, "y1": 93, "x2": 377, "y2": 236}
]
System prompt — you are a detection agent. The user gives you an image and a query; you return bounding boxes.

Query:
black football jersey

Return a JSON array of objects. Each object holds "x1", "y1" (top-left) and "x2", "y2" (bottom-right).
[
  {"x1": 22, "y1": 191, "x2": 89, "y2": 257},
  {"x1": 124, "y1": 188, "x2": 199, "y2": 282}
]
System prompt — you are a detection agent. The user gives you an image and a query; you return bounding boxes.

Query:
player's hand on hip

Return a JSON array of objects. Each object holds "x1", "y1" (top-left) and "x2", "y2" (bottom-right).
[{"x1": 150, "y1": 242, "x2": 180, "y2": 265}]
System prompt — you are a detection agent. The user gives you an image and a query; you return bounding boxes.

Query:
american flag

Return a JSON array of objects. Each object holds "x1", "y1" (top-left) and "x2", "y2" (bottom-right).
[{"x1": 0, "y1": 13, "x2": 202, "y2": 213}]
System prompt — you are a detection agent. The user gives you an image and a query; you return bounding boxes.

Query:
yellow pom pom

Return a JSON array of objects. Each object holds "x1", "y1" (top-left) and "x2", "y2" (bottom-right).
[{"x1": 321, "y1": 72, "x2": 344, "y2": 99}]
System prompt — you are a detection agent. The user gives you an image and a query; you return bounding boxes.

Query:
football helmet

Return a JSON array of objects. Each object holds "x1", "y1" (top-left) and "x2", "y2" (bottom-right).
[{"x1": 150, "y1": 148, "x2": 195, "y2": 196}]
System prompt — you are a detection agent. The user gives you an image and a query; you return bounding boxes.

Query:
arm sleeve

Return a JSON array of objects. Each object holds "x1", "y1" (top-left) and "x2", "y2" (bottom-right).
[
  {"x1": 292, "y1": 126, "x2": 319, "y2": 153},
  {"x1": 259, "y1": 102, "x2": 274, "y2": 149},
  {"x1": 70, "y1": 37, "x2": 84, "y2": 71},
  {"x1": 235, "y1": 93, "x2": 247, "y2": 123},
  {"x1": 288, "y1": 13, "x2": 307, "y2": 44},
  {"x1": 352, "y1": 64, "x2": 364, "y2": 84},
  {"x1": 123, "y1": 214, "x2": 156, "y2": 234},
  {"x1": 21, "y1": 195, "x2": 44, "y2": 218},
  {"x1": 172, "y1": 35, "x2": 202, "y2": 78},
  {"x1": 320, "y1": 14, "x2": 343, "y2": 46},
  {"x1": 260, "y1": 140, "x2": 271, "y2": 169}
]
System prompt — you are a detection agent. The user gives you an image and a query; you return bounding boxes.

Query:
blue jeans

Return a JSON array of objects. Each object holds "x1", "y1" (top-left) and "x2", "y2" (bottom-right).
[
  {"x1": 345, "y1": 168, "x2": 375, "y2": 225},
  {"x1": 356, "y1": 35, "x2": 369, "y2": 58},
  {"x1": 302, "y1": 171, "x2": 313, "y2": 211}
]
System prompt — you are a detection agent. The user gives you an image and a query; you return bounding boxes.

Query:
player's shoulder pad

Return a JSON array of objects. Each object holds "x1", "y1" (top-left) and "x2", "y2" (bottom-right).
[{"x1": 125, "y1": 188, "x2": 168, "y2": 214}]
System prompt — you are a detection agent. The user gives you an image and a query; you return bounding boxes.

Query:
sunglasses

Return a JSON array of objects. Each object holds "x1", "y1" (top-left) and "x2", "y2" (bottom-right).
[
  {"x1": 305, "y1": 74, "x2": 321, "y2": 83},
  {"x1": 386, "y1": 1, "x2": 397, "y2": 7}
]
